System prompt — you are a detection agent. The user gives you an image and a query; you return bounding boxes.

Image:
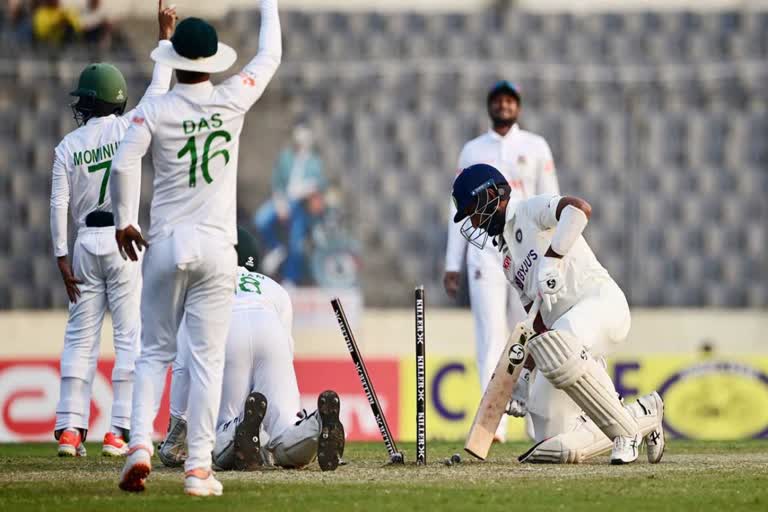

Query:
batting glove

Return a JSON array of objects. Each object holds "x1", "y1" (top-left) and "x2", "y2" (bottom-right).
[
  {"x1": 506, "y1": 368, "x2": 532, "y2": 418},
  {"x1": 537, "y1": 256, "x2": 567, "y2": 310}
]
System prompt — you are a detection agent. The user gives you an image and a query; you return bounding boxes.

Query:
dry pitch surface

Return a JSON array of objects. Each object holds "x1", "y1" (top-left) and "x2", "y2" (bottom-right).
[{"x1": 1, "y1": 441, "x2": 767, "y2": 511}]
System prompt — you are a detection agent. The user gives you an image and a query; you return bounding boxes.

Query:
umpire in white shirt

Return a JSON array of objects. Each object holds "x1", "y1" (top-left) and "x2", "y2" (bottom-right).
[{"x1": 443, "y1": 80, "x2": 559, "y2": 441}]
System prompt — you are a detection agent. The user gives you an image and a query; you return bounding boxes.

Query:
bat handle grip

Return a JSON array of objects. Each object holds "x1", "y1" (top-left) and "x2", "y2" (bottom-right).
[{"x1": 524, "y1": 296, "x2": 542, "y2": 330}]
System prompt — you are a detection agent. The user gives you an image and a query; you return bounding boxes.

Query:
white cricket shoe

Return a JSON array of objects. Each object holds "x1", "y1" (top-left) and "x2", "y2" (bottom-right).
[
  {"x1": 184, "y1": 468, "x2": 223, "y2": 497},
  {"x1": 639, "y1": 392, "x2": 665, "y2": 464},
  {"x1": 610, "y1": 432, "x2": 642, "y2": 465},
  {"x1": 118, "y1": 446, "x2": 152, "y2": 492}
]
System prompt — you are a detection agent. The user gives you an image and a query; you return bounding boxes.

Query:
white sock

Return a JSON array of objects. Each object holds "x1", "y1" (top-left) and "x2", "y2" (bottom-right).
[
  {"x1": 110, "y1": 379, "x2": 132, "y2": 432},
  {"x1": 55, "y1": 377, "x2": 89, "y2": 431}
]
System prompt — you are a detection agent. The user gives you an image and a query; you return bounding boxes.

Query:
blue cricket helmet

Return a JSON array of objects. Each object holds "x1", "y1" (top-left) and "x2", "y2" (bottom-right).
[
  {"x1": 452, "y1": 164, "x2": 509, "y2": 223},
  {"x1": 487, "y1": 80, "x2": 522, "y2": 105}
]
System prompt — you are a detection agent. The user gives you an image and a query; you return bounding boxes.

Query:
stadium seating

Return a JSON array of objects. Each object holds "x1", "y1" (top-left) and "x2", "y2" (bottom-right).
[{"x1": 0, "y1": 9, "x2": 766, "y2": 308}]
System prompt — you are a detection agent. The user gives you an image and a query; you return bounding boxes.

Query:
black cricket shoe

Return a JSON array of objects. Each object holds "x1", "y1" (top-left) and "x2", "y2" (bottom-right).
[
  {"x1": 317, "y1": 390, "x2": 345, "y2": 471},
  {"x1": 234, "y1": 392, "x2": 268, "y2": 470}
]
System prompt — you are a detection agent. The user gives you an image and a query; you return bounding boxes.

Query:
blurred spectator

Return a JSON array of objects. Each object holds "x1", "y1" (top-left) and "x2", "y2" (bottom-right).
[
  {"x1": 32, "y1": 0, "x2": 80, "y2": 46},
  {"x1": 493, "y1": 0, "x2": 514, "y2": 14},
  {"x1": 5, "y1": 0, "x2": 33, "y2": 44},
  {"x1": 254, "y1": 123, "x2": 327, "y2": 285},
  {"x1": 80, "y1": 0, "x2": 112, "y2": 48}
]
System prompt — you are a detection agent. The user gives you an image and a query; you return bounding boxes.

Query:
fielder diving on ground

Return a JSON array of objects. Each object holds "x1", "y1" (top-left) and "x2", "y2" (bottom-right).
[{"x1": 157, "y1": 228, "x2": 345, "y2": 473}]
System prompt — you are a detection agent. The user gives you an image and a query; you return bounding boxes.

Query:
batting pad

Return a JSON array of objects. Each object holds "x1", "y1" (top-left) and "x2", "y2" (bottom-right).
[
  {"x1": 268, "y1": 413, "x2": 321, "y2": 468},
  {"x1": 520, "y1": 417, "x2": 610, "y2": 464},
  {"x1": 528, "y1": 330, "x2": 639, "y2": 439},
  {"x1": 212, "y1": 430, "x2": 236, "y2": 469}
]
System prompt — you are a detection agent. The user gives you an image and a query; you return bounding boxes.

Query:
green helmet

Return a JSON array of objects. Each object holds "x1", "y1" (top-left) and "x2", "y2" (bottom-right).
[
  {"x1": 71, "y1": 63, "x2": 128, "y2": 104},
  {"x1": 70, "y1": 63, "x2": 128, "y2": 126},
  {"x1": 237, "y1": 226, "x2": 261, "y2": 270}
]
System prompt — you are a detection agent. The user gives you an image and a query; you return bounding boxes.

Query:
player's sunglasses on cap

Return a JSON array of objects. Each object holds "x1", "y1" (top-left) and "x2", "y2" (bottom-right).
[
  {"x1": 487, "y1": 80, "x2": 521, "y2": 104},
  {"x1": 452, "y1": 164, "x2": 508, "y2": 249}
]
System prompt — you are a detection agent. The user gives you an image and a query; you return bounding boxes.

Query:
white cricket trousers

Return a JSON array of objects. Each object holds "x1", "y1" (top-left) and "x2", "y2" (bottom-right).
[
  {"x1": 171, "y1": 306, "x2": 300, "y2": 444},
  {"x1": 217, "y1": 307, "x2": 300, "y2": 438},
  {"x1": 128, "y1": 232, "x2": 236, "y2": 471},
  {"x1": 527, "y1": 278, "x2": 631, "y2": 441},
  {"x1": 56, "y1": 227, "x2": 141, "y2": 432},
  {"x1": 467, "y1": 262, "x2": 526, "y2": 439}
]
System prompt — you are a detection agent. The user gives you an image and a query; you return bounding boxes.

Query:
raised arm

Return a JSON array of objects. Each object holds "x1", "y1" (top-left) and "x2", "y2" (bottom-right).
[
  {"x1": 221, "y1": 0, "x2": 282, "y2": 112},
  {"x1": 133, "y1": 1, "x2": 177, "y2": 106}
]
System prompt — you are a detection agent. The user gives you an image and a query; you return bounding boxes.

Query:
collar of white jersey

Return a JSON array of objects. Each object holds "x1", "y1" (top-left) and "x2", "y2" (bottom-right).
[
  {"x1": 488, "y1": 123, "x2": 520, "y2": 141},
  {"x1": 84, "y1": 114, "x2": 117, "y2": 126},
  {"x1": 172, "y1": 81, "x2": 215, "y2": 98},
  {"x1": 505, "y1": 196, "x2": 521, "y2": 225}
]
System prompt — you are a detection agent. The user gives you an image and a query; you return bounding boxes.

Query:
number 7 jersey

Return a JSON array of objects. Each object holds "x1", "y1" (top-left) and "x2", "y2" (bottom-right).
[{"x1": 49, "y1": 43, "x2": 173, "y2": 257}]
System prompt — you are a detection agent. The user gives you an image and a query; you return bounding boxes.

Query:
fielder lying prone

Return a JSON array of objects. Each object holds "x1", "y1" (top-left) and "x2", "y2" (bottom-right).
[{"x1": 158, "y1": 228, "x2": 345, "y2": 472}]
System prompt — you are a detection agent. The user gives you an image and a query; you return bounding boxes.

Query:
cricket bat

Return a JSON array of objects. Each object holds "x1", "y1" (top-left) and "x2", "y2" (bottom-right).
[{"x1": 464, "y1": 296, "x2": 541, "y2": 460}]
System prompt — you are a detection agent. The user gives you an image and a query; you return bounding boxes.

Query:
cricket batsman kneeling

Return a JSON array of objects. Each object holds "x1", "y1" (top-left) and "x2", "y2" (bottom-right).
[
  {"x1": 157, "y1": 228, "x2": 345, "y2": 472},
  {"x1": 452, "y1": 164, "x2": 665, "y2": 465}
]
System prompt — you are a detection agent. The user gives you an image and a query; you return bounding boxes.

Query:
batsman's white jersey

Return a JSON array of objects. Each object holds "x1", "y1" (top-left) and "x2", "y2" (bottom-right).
[
  {"x1": 445, "y1": 124, "x2": 558, "y2": 439},
  {"x1": 49, "y1": 42, "x2": 172, "y2": 433},
  {"x1": 501, "y1": 195, "x2": 631, "y2": 440},
  {"x1": 501, "y1": 195, "x2": 612, "y2": 328},
  {"x1": 110, "y1": 0, "x2": 281, "y2": 473},
  {"x1": 172, "y1": 269, "x2": 322, "y2": 468}
]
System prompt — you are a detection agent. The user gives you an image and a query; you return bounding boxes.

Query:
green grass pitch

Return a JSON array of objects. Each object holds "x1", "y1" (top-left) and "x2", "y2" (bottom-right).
[{"x1": 1, "y1": 440, "x2": 767, "y2": 511}]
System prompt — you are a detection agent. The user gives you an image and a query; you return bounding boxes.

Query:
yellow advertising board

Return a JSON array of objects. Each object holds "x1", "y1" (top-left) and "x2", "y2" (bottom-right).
[
  {"x1": 399, "y1": 355, "x2": 768, "y2": 442},
  {"x1": 612, "y1": 356, "x2": 768, "y2": 440}
]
